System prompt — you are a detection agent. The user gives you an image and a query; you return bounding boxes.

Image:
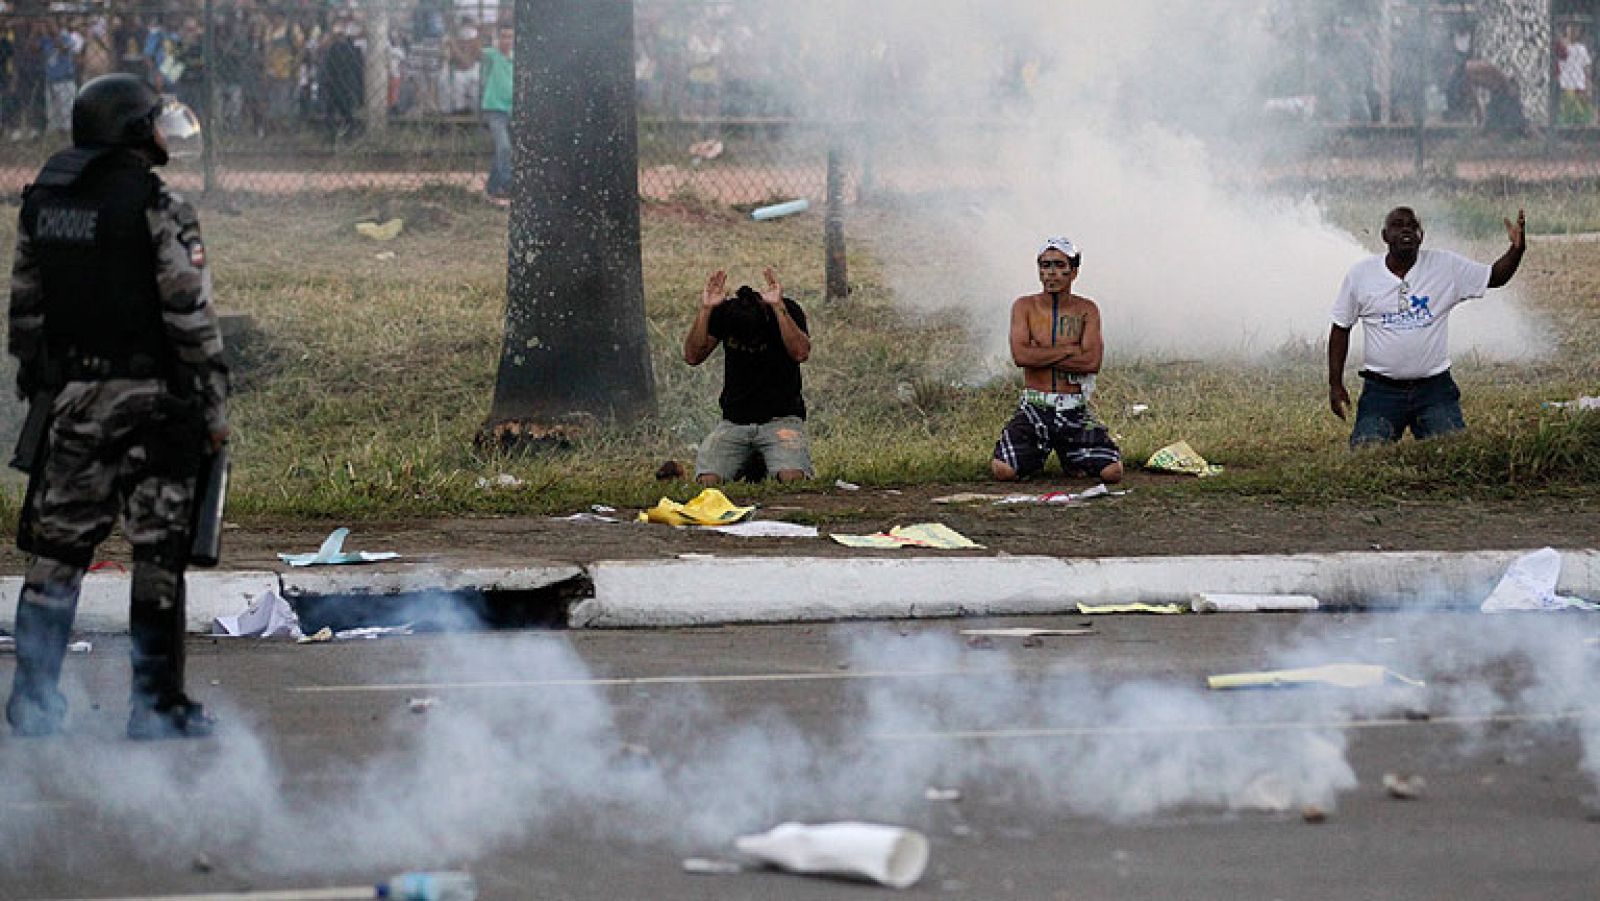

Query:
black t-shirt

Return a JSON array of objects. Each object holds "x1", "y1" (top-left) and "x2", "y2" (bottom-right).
[{"x1": 709, "y1": 297, "x2": 808, "y2": 424}]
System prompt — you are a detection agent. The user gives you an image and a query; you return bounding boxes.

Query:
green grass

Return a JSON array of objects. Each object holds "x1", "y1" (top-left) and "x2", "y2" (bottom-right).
[{"x1": 2, "y1": 184, "x2": 1596, "y2": 524}]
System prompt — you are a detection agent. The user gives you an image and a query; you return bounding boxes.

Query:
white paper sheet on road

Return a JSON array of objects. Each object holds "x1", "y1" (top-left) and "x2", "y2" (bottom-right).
[
  {"x1": 1192, "y1": 593, "x2": 1321, "y2": 613},
  {"x1": 1207, "y1": 663, "x2": 1426, "y2": 690},
  {"x1": 211, "y1": 589, "x2": 305, "y2": 640},
  {"x1": 1481, "y1": 547, "x2": 1600, "y2": 612},
  {"x1": 707, "y1": 521, "x2": 820, "y2": 538}
]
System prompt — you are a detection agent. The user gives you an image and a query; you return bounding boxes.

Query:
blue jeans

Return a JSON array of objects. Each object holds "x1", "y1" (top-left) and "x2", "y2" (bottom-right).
[
  {"x1": 484, "y1": 111, "x2": 511, "y2": 197},
  {"x1": 1350, "y1": 370, "x2": 1466, "y2": 446}
]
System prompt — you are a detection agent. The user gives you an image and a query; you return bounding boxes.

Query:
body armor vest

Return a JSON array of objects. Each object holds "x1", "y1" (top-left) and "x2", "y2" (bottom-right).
[{"x1": 21, "y1": 150, "x2": 171, "y2": 371}]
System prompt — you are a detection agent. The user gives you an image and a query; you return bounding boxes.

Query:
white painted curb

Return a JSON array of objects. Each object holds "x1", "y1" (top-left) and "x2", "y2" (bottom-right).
[
  {"x1": 0, "y1": 571, "x2": 280, "y2": 633},
  {"x1": 573, "y1": 550, "x2": 1600, "y2": 628}
]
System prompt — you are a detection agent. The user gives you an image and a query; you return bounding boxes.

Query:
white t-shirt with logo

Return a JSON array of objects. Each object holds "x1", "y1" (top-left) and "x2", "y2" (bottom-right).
[{"x1": 1331, "y1": 248, "x2": 1491, "y2": 380}]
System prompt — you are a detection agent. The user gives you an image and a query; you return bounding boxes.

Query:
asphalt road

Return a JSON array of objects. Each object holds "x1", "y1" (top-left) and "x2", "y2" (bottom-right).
[{"x1": 3, "y1": 613, "x2": 1599, "y2": 901}]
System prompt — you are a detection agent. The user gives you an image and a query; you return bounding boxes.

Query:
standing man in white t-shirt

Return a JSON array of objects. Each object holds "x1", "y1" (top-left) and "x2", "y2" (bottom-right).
[
  {"x1": 1327, "y1": 206, "x2": 1526, "y2": 446},
  {"x1": 1558, "y1": 24, "x2": 1594, "y2": 126}
]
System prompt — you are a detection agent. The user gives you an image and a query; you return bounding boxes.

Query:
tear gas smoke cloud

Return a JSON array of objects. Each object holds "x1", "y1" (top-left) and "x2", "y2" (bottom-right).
[
  {"x1": 4, "y1": 614, "x2": 1598, "y2": 878},
  {"x1": 765, "y1": 1, "x2": 1549, "y2": 364}
]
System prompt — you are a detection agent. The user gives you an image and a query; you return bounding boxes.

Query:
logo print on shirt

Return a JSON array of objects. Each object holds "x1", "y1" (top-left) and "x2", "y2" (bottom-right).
[{"x1": 1380, "y1": 294, "x2": 1434, "y2": 330}]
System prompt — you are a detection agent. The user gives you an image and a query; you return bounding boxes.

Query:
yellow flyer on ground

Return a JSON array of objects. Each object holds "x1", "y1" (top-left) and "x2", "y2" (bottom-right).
[
  {"x1": 1145, "y1": 440, "x2": 1225, "y2": 477},
  {"x1": 638, "y1": 488, "x2": 755, "y2": 526},
  {"x1": 831, "y1": 523, "x2": 984, "y2": 550}
]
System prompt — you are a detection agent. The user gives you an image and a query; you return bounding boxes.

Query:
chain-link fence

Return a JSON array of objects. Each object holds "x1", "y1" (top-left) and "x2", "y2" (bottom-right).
[{"x1": 0, "y1": 0, "x2": 1592, "y2": 203}]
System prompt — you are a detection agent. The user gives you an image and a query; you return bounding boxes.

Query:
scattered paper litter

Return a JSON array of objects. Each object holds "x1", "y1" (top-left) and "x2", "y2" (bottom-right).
[
  {"x1": 475, "y1": 473, "x2": 524, "y2": 489},
  {"x1": 297, "y1": 627, "x2": 334, "y2": 643},
  {"x1": 1077, "y1": 602, "x2": 1185, "y2": 615},
  {"x1": 994, "y1": 484, "x2": 1120, "y2": 505},
  {"x1": 278, "y1": 527, "x2": 401, "y2": 567},
  {"x1": 834, "y1": 479, "x2": 861, "y2": 491},
  {"x1": 407, "y1": 696, "x2": 438, "y2": 713},
  {"x1": 1145, "y1": 440, "x2": 1224, "y2": 477},
  {"x1": 1206, "y1": 663, "x2": 1425, "y2": 690},
  {"x1": 923, "y1": 787, "x2": 962, "y2": 802},
  {"x1": 931, "y1": 492, "x2": 1007, "y2": 505},
  {"x1": 66, "y1": 640, "x2": 92, "y2": 654},
  {"x1": 1129, "y1": 403, "x2": 1150, "y2": 416},
  {"x1": 552, "y1": 512, "x2": 621, "y2": 523},
  {"x1": 354, "y1": 218, "x2": 403, "y2": 241},
  {"x1": 1543, "y1": 396, "x2": 1600, "y2": 410},
  {"x1": 639, "y1": 488, "x2": 755, "y2": 526},
  {"x1": 211, "y1": 588, "x2": 304, "y2": 640},
  {"x1": 1382, "y1": 772, "x2": 1425, "y2": 800},
  {"x1": 707, "y1": 521, "x2": 819, "y2": 538},
  {"x1": 831, "y1": 523, "x2": 983, "y2": 550},
  {"x1": 959, "y1": 628, "x2": 1094, "y2": 638},
  {"x1": 334, "y1": 624, "x2": 415, "y2": 641},
  {"x1": 1481, "y1": 547, "x2": 1599, "y2": 612},
  {"x1": 1192, "y1": 593, "x2": 1320, "y2": 614}
]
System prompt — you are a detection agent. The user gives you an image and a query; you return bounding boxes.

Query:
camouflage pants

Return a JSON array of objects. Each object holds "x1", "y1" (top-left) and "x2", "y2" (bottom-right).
[{"x1": 22, "y1": 378, "x2": 199, "y2": 569}]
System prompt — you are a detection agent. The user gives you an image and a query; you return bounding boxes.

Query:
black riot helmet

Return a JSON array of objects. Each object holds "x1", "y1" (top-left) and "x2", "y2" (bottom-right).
[{"x1": 72, "y1": 74, "x2": 167, "y2": 165}]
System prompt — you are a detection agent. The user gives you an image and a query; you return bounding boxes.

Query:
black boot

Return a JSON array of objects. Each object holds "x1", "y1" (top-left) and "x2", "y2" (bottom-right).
[
  {"x1": 6, "y1": 599, "x2": 74, "y2": 737},
  {"x1": 127, "y1": 562, "x2": 213, "y2": 740}
]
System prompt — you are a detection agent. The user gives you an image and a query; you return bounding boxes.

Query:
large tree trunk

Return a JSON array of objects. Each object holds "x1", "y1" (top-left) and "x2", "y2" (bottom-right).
[{"x1": 486, "y1": 0, "x2": 654, "y2": 446}]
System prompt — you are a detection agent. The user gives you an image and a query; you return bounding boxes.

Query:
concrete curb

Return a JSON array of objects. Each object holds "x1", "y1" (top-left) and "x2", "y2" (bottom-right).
[
  {"x1": 573, "y1": 549, "x2": 1600, "y2": 628},
  {"x1": 0, "y1": 550, "x2": 1594, "y2": 634}
]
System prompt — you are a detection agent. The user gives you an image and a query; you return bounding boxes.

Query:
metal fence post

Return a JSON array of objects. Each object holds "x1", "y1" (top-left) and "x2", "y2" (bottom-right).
[
  {"x1": 365, "y1": 0, "x2": 390, "y2": 136},
  {"x1": 824, "y1": 142, "x2": 847, "y2": 301}
]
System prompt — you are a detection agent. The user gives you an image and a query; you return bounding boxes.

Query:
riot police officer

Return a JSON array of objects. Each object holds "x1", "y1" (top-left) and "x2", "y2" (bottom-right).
[{"x1": 6, "y1": 74, "x2": 229, "y2": 739}]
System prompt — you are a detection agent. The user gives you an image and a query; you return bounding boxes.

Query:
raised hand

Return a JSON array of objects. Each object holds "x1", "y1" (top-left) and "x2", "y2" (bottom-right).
[
  {"x1": 701, "y1": 269, "x2": 728, "y2": 309},
  {"x1": 1505, "y1": 209, "x2": 1526, "y2": 249},
  {"x1": 760, "y1": 266, "x2": 784, "y2": 308}
]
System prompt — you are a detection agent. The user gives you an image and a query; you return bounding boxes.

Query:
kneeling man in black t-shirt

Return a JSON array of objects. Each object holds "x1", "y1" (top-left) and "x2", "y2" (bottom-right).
[{"x1": 683, "y1": 267, "x2": 813, "y2": 486}]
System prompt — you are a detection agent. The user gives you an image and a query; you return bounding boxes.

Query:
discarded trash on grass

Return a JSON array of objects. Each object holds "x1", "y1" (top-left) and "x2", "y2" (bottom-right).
[
  {"x1": 1145, "y1": 440, "x2": 1224, "y2": 477},
  {"x1": 958, "y1": 628, "x2": 1094, "y2": 638},
  {"x1": 354, "y1": 217, "x2": 403, "y2": 241},
  {"x1": 1077, "y1": 602, "x2": 1185, "y2": 615},
  {"x1": 1480, "y1": 547, "x2": 1600, "y2": 612},
  {"x1": 1382, "y1": 772, "x2": 1425, "y2": 800},
  {"x1": 835, "y1": 479, "x2": 861, "y2": 491},
  {"x1": 278, "y1": 527, "x2": 401, "y2": 567},
  {"x1": 639, "y1": 488, "x2": 755, "y2": 526},
  {"x1": 297, "y1": 627, "x2": 334, "y2": 643},
  {"x1": 831, "y1": 523, "x2": 982, "y2": 550},
  {"x1": 751, "y1": 198, "x2": 810, "y2": 221},
  {"x1": 1542, "y1": 395, "x2": 1600, "y2": 410},
  {"x1": 735, "y1": 821, "x2": 930, "y2": 889},
  {"x1": 1129, "y1": 403, "x2": 1150, "y2": 416},
  {"x1": 211, "y1": 588, "x2": 304, "y2": 639},
  {"x1": 1206, "y1": 663, "x2": 1425, "y2": 691},
  {"x1": 707, "y1": 521, "x2": 820, "y2": 538},
  {"x1": 475, "y1": 473, "x2": 524, "y2": 489},
  {"x1": 930, "y1": 492, "x2": 1007, "y2": 505},
  {"x1": 1192, "y1": 593, "x2": 1320, "y2": 614},
  {"x1": 551, "y1": 512, "x2": 622, "y2": 524},
  {"x1": 994, "y1": 484, "x2": 1121, "y2": 505}
]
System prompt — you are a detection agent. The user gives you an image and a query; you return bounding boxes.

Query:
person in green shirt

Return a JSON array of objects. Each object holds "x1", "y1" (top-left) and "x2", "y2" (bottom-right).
[{"x1": 481, "y1": 23, "x2": 513, "y2": 206}]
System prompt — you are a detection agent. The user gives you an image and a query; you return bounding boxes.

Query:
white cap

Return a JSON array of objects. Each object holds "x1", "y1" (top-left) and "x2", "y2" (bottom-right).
[{"x1": 1037, "y1": 236, "x2": 1080, "y2": 261}]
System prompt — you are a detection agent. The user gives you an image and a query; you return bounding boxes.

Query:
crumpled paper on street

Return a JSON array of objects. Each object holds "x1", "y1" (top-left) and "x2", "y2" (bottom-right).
[
  {"x1": 1077, "y1": 602, "x2": 1186, "y2": 615},
  {"x1": 1207, "y1": 663, "x2": 1425, "y2": 690},
  {"x1": 831, "y1": 523, "x2": 983, "y2": 549},
  {"x1": 639, "y1": 488, "x2": 755, "y2": 526},
  {"x1": 278, "y1": 528, "x2": 401, "y2": 567},
  {"x1": 1481, "y1": 547, "x2": 1600, "y2": 612},
  {"x1": 212, "y1": 588, "x2": 304, "y2": 639},
  {"x1": 1145, "y1": 440, "x2": 1224, "y2": 477}
]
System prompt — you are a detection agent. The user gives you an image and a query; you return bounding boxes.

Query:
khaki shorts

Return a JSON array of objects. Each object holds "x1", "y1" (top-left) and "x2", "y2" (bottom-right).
[{"x1": 694, "y1": 416, "x2": 814, "y2": 481}]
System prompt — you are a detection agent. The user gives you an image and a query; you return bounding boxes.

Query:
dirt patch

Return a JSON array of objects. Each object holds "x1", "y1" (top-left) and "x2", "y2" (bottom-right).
[{"x1": 5, "y1": 473, "x2": 1593, "y2": 575}]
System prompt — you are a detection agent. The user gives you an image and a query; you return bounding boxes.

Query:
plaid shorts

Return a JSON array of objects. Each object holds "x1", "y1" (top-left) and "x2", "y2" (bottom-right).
[{"x1": 993, "y1": 398, "x2": 1120, "y2": 478}]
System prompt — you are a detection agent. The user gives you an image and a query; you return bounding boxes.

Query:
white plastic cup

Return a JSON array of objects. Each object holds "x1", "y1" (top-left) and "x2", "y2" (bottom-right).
[{"x1": 735, "y1": 821, "x2": 930, "y2": 889}]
